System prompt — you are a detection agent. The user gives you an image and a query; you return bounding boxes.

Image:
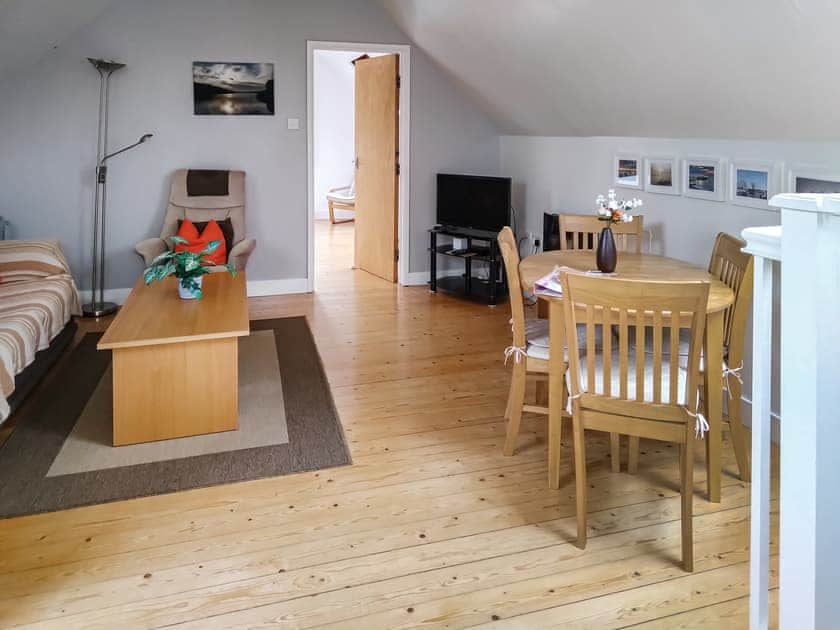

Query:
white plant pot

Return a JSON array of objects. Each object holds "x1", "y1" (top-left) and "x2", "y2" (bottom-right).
[{"x1": 177, "y1": 275, "x2": 202, "y2": 300}]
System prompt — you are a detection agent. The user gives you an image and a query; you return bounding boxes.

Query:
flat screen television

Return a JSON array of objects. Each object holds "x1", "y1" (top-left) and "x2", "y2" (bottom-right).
[{"x1": 436, "y1": 173, "x2": 511, "y2": 233}]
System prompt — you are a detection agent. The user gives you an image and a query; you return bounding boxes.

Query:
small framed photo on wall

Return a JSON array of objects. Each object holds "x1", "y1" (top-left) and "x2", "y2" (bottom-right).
[
  {"x1": 614, "y1": 154, "x2": 642, "y2": 190},
  {"x1": 729, "y1": 161, "x2": 779, "y2": 210},
  {"x1": 683, "y1": 157, "x2": 726, "y2": 201},
  {"x1": 644, "y1": 156, "x2": 680, "y2": 195},
  {"x1": 786, "y1": 167, "x2": 840, "y2": 194}
]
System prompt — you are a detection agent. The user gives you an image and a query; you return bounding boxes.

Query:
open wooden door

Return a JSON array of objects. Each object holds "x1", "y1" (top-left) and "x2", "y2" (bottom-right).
[{"x1": 354, "y1": 54, "x2": 399, "y2": 282}]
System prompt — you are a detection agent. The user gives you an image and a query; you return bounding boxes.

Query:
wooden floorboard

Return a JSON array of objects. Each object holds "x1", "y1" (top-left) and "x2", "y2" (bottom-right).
[{"x1": 0, "y1": 221, "x2": 779, "y2": 628}]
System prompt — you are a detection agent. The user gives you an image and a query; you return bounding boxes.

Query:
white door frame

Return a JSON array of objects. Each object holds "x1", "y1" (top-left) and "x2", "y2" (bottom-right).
[{"x1": 306, "y1": 40, "x2": 411, "y2": 290}]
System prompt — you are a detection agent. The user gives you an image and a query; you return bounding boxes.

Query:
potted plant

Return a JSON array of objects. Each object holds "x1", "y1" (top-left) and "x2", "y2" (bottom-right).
[
  {"x1": 594, "y1": 189, "x2": 642, "y2": 273},
  {"x1": 143, "y1": 237, "x2": 236, "y2": 299}
]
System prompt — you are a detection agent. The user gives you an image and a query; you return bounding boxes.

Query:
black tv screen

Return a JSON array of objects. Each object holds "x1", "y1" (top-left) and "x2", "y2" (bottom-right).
[{"x1": 436, "y1": 174, "x2": 511, "y2": 233}]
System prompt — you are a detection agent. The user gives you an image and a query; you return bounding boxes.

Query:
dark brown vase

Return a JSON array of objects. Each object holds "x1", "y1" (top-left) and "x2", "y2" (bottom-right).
[{"x1": 596, "y1": 226, "x2": 617, "y2": 273}]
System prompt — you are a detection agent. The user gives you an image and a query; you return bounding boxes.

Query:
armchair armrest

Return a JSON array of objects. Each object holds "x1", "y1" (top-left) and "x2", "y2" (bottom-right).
[
  {"x1": 228, "y1": 238, "x2": 256, "y2": 271},
  {"x1": 135, "y1": 237, "x2": 168, "y2": 266}
]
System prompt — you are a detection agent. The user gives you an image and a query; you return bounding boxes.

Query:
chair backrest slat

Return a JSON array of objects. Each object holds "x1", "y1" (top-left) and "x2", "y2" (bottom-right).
[
  {"x1": 561, "y1": 273, "x2": 709, "y2": 411},
  {"x1": 558, "y1": 214, "x2": 645, "y2": 254},
  {"x1": 497, "y1": 227, "x2": 526, "y2": 348},
  {"x1": 635, "y1": 308, "x2": 645, "y2": 401},
  {"x1": 669, "y1": 310, "x2": 680, "y2": 404},
  {"x1": 618, "y1": 309, "x2": 629, "y2": 399},
  {"x1": 708, "y1": 233, "x2": 754, "y2": 361}
]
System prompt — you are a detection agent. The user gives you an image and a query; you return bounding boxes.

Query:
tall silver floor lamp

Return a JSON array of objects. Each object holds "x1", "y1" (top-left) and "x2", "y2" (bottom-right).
[{"x1": 83, "y1": 57, "x2": 153, "y2": 317}]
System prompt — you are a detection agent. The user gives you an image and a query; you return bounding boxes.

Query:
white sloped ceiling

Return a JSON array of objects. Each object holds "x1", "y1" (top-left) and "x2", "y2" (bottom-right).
[
  {"x1": 379, "y1": 0, "x2": 840, "y2": 139},
  {"x1": 0, "y1": 0, "x2": 115, "y2": 79}
]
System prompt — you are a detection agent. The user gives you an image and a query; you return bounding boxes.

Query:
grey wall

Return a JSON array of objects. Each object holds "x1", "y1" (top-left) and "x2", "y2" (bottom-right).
[
  {"x1": 0, "y1": 0, "x2": 500, "y2": 289},
  {"x1": 501, "y1": 135, "x2": 840, "y2": 421}
]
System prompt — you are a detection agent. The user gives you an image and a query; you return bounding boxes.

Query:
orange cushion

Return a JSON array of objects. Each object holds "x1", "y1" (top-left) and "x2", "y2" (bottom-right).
[{"x1": 174, "y1": 219, "x2": 227, "y2": 265}]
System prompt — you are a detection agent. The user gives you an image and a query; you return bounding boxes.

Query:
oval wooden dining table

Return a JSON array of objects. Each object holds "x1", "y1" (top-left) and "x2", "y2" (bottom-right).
[{"x1": 519, "y1": 250, "x2": 735, "y2": 502}]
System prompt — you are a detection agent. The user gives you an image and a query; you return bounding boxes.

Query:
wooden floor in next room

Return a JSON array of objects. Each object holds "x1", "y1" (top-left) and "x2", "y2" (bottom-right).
[{"x1": 0, "y1": 220, "x2": 779, "y2": 628}]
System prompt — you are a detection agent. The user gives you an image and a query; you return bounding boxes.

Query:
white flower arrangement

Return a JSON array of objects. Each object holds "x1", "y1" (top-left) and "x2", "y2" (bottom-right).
[{"x1": 595, "y1": 189, "x2": 642, "y2": 224}]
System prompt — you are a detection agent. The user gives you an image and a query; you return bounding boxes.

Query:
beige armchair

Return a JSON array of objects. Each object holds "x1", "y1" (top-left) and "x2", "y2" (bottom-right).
[{"x1": 135, "y1": 169, "x2": 256, "y2": 271}]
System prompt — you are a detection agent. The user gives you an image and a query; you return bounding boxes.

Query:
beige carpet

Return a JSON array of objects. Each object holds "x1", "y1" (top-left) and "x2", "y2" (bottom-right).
[{"x1": 47, "y1": 330, "x2": 288, "y2": 476}]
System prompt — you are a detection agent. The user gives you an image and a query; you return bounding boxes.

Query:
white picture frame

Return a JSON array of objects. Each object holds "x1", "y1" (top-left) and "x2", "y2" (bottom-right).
[
  {"x1": 729, "y1": 161, "x2": 779, "y2": 210},
  {"x1": 614, "y1": 153, "x2": 642, "y2": 190},
  {"x1": 644, "y1": 156, "x2": 680, "y2": 195},
  {"x1": 786, "y1": 166, "x2": 840, "y2": 195},
  {"x1": 683, "y1": 157, "x2": 726, "y2": 201}
]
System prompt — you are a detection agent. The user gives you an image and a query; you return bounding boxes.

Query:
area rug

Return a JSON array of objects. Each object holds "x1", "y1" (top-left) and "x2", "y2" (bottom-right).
[{"x1": 0, "y1": 317, "x2": 350, "y2": 518}]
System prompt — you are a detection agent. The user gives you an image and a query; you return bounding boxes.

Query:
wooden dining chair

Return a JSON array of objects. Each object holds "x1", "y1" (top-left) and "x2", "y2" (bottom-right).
[
  {"x1": 558, "y1": 214, "x2": 646, "y2": 253},
  {"x1": 626, "y1": 232, "x2": 753, "y2": 481},
  {"x1": 705, "y1": 233, "x2": 753, "y2": 481},
  {"x1": 497, "y1": 227, "x2": 565, "y2": 456},
  {"x1": 559, "y1": 271, "x2": 709, "y2": 571}
]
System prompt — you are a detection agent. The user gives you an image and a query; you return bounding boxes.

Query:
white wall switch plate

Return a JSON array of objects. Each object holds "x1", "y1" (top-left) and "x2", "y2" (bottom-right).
[{"x1": 287, "y1": 118, "x2": 300, "y2": 130}]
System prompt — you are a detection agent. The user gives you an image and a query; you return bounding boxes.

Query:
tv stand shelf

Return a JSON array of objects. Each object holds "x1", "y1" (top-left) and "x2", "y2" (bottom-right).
[{"x1": 428, "y1": 226, "x2": 507, "y2": 306}]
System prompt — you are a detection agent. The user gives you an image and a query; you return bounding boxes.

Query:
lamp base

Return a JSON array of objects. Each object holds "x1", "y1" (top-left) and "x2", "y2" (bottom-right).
[{"x1": 82, "y1": 301, "x2": 119, "y2": 318}]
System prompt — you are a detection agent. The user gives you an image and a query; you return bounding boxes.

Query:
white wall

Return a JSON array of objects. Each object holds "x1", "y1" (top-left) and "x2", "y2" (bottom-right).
[
  {"x1": 0, "y1": 0, "x2": 500, "y2": 290},
  {"x1": 313, "y1": 50, "x2": 356, "y2": 221},
  {"x1": 501, "y1": 135, "x2": 840, "y2": 420}
]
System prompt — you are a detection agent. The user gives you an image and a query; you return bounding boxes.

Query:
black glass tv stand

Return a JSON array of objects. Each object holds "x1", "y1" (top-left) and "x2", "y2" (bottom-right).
[{"x1": 428, "y1": 225, "x2": 507, "y2": 306}]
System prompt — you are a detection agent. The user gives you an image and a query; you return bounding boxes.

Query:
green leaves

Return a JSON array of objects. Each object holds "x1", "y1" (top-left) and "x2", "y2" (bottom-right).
[{"x1": 142, "y1": 238, "x2": 237, "y2": 291}]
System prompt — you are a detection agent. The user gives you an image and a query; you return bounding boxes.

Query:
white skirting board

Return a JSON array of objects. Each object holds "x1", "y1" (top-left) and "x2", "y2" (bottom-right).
[
  {"x1": 739, "y1": 396, "x2": 781, "y2": 443},
  {"x1": 403, "y1": 269, "x2": 465, "y2": 287},
  {"x1": 79, "y1": 278, "x2": 310, "y2": 304}
]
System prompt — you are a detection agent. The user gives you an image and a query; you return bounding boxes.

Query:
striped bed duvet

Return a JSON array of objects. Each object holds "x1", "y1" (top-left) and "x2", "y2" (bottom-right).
[{"x1": 0, "y1": 240, "x2": 80, "y2": 423}]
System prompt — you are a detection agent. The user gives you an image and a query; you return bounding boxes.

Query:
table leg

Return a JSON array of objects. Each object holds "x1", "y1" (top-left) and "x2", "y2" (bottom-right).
[
  {"x1": 112, "y1": 337, "x2": 239, "y2": 445},
  {"x1": 704, "y1": 309, "x2": 724, "y2": 503},
  {"x1": 548, "y1": 299, "x2": 566, "y2": 489}
]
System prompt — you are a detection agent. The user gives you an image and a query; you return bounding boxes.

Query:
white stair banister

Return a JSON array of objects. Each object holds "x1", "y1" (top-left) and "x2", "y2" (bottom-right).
[
  {"x1": 743, "y1": 193, "x2": 840, "y2": 629},
  {"x1": 742, "y1": 225, "x2": 779, "y2": 630}
]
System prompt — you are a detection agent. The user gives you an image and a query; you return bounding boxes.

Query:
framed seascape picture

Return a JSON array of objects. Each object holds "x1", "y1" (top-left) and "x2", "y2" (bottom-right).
[
  {"x1": 644, "y1": 156, "x2": 680, "y2": 195},
  {"x1": 193, "y1": 62, "x2": 275, "y2": 116},
  {"x1": 787, "y1": 167, "x2": 840, "y2": 194},
  {"x1": 683, "y1": 157, "x2": 726, "y2": 201},
  {"x1": 729, "y1": 161, "x2": 778, "y2": 210},
  {"x1": 614, "y1": 154, "x2": 642, "y2": 190}
]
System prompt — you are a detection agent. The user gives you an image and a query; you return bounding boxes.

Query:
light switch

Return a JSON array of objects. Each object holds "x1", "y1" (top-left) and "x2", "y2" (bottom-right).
[{"x1": 287, "y1": 118, "x2": 300, "y2": 130}]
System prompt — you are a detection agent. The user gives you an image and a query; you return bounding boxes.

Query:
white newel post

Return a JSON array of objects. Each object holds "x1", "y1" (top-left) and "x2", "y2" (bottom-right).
[{"x1": 743, "y1": 194, "x2": 840, "y2": 630}]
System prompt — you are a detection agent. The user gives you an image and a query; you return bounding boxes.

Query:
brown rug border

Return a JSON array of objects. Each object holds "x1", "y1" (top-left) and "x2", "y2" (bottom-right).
[{"x1": 0, "y1": 317, "x2": 351, "y2": 519}]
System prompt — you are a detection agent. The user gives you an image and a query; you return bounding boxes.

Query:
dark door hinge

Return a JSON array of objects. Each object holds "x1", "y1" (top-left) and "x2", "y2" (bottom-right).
[
  {"x1": 397, "y1": 75, "x2": 401, "y2": 89},
  {"x1": 395, "y1": 249, "x2": 399, "y2": 262},
  {"x1": 396, "y1": 162, "x2": 401, "y2": 176}
]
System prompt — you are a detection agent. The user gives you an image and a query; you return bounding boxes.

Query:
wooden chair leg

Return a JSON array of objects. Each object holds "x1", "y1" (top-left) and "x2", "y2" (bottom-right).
[
  {"x1": 328, "y1": 200, "x2": 336, "y2": 224},
  {"x1": 573, "y1": 413, "x2": 587, "y2": 548},
  {"x1": 727, "y1": 379, "x2": 751, "y2": 482},
  {"x1": 680, "y1": 430, "x2": 695, "y2": 572},
  {"x1": 503, "y1": 363, "x2": 527, "y2": 456},
  {"x1": 610, "y1": 432, "x2": 621, "y2": 473},
  {"x1": 627, "y1": 436, "x2": 640, "y2": 474}
]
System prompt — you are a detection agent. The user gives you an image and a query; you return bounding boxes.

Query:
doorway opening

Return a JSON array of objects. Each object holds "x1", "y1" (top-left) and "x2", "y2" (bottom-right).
[{"x1": 307, "y1": 41, "x2": 411, "y2": 291}]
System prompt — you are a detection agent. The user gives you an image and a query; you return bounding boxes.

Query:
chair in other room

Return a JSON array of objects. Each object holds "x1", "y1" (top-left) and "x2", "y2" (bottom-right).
[
  {"x1": 560, "y1": 271, "x2": 709, "y2": 571},
  {"x1": 497, "y1": 226, "x2": 566, "y2": 456},
  {"x1": 558, "y1": 213, "x2": 648, "y2": 253},
  {"x1": 326, "y1": 177, "x2": 356, "y2": 224},
  {"x1": 135, "y1": 169, "x2": 256, "y2": 271},
  {"x1": 626, "y1": 232, "x2": 753, "y2": 480}
]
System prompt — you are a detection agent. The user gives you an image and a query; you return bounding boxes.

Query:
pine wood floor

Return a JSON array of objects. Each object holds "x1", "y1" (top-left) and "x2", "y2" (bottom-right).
[{"x1": 0, "y1": 221, "x2": 779, "y2": 628}]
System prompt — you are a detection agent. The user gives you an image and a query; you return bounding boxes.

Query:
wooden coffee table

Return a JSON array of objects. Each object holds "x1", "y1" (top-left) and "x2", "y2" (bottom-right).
[{"x1": 98, "y1": 272, "x2": 249, "y2": 446}]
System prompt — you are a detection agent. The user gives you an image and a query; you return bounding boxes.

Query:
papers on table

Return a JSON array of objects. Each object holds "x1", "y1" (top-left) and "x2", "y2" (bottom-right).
[{"x1": 533, "y1": 265, "x2": 616, "y2": 297}]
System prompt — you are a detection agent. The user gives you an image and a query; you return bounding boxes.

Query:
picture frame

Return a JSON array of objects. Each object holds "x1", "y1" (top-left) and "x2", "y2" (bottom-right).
[
  {"x1": 644, "y1": 156, "x2": 680, "y2": 195},
  {"x1": 786, "y1": 166, "x2": 840, "y2": 195},
  {"x1": 729, "y1": 161, "x2": 779, "y2": 210},
  {"x1": 683, "y1": 157, "x2": 726, "y2": 201},
  {"x1": 193, "y1": 61, "x2": 275, "y2": 116},
  {"x1": 613, "y1": 154, "x2": 642, "y2": 190}
]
